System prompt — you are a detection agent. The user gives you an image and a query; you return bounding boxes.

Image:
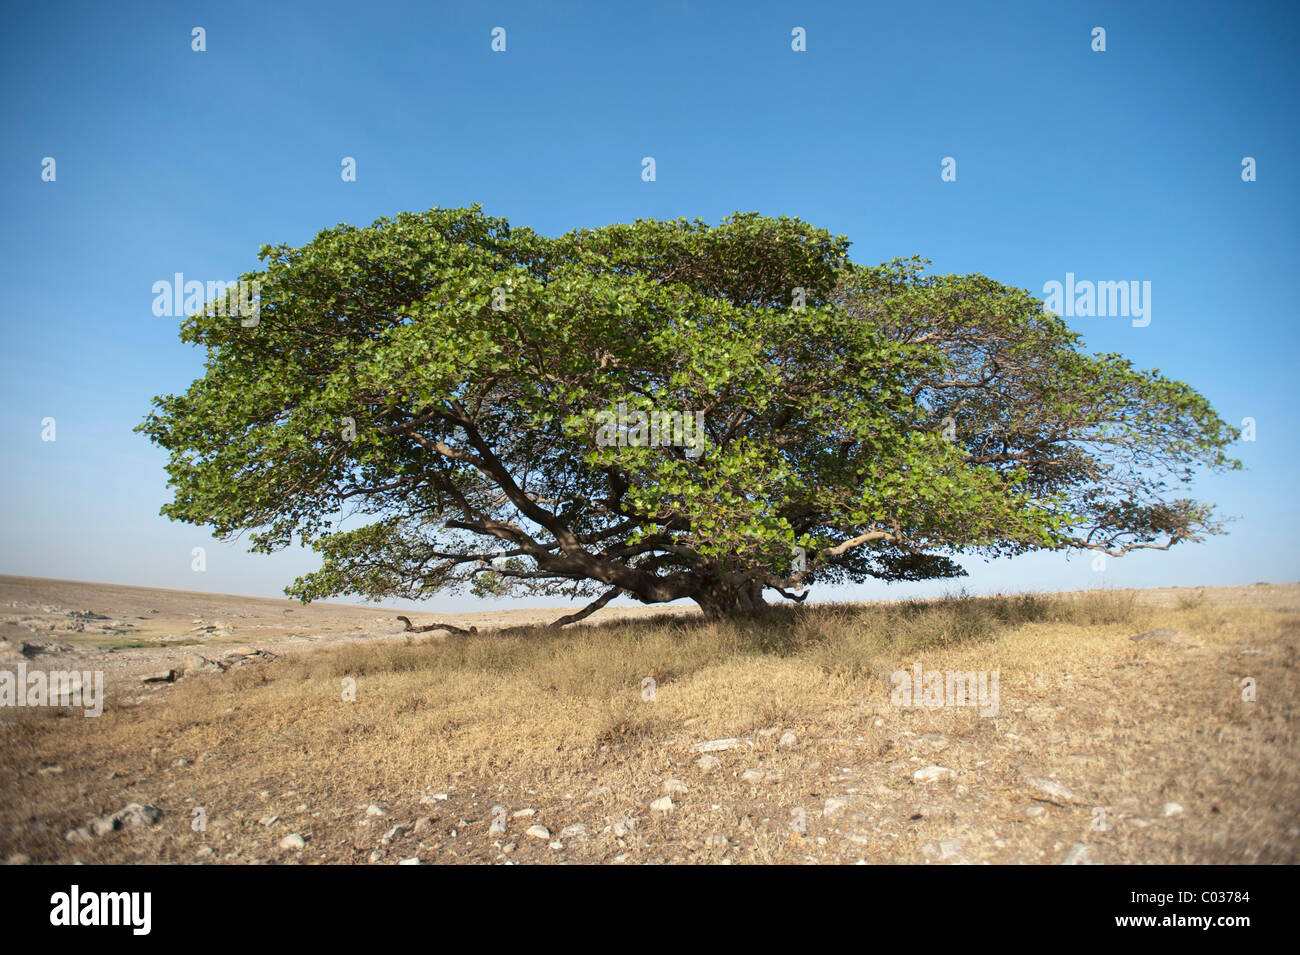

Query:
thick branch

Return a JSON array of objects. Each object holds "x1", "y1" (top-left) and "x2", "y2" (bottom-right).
[{"x1": 395, "y1": 615, "x2": 478, "y2": 635}]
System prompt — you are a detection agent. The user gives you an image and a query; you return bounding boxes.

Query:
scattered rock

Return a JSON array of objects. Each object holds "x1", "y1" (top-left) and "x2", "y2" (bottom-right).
[
  {"x1": 1164, "y1": 802, "x2": 1184, "y2": 817},
  {"x1": 662, "y1": 779, "x2": 688, "y2": 794},
  {"x1": 413, "y1": 816, "x2": 435, "y2": 836},
  {"x1": 913, "y1": 765, "x2": 953, "y2": 784},
  {"x1": 705, "y1": 834, "x2": 730, "y2": 849},
  {"x1": 398, "y1": 857, "x2": 420, "y2": 865},
  {"x1": 258, "y1": 815, "x2": 279, "y2": 827},
  {"x1": 559, "y1": 823, "x2": 588, "y2": 840},
  {"x1": 1025, "y1": 805, "x2": 1046, "y2": 819},
  {"x1": 525, "y1": 824, "x2": 550, "y2": 840},
  {"x1": 90, "y1": 803, "x2": 164, "y2": 836},
  {"x1": 181, "y1": 653, "x2": 224, "y2": 675},
  {"x1": 922, "y1": 840, "x2": 965, "y2": 861},
  {"x1": 1061, "y1": 843, "x2": 1093, "y2": 865},
  {"x1": 279, "y1": 833, "x2": 307, "y2": 850},
  {"x1": 1020, "y1": 772, "x2": 1079, "y2": 804},
  {"x1": 690, "y1": 737, "x2": 754, "y2": 753},
  {"x1": 381, "y1": 825, "x2": 406, "y2": 845},
  {"x1": 696, "y1": 755, "x2": 722, "y2": 773},
  {"x1": 221, "y1": 646, "x2": 277, "y2": 665},
  {"x1": 778, "y1": 731, "x2": 798, "y2": 747},
  {"x1": 364, "y1": 805, "x2": 387, "y2": 818},
  {"x1": 512, "y1": 808, "x2": 537, "y2": 818},
  {"x1": 650, "y1": 796, "x2": 675, "y2": 813}
]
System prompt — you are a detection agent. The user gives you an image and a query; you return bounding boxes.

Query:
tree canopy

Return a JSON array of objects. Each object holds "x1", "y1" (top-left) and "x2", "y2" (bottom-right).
[{"x1": 138, "y1": 207, "x2": 1240, "y2": 621}]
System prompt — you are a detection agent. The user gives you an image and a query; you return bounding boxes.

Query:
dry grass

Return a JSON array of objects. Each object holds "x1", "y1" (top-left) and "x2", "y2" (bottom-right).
[{"x1": 2, "y1": 585, "x2": 1296, "y2": 865}]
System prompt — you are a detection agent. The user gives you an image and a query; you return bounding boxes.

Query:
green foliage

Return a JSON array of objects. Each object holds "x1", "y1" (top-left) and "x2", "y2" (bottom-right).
[{"x1": 138, "y1": 207, "x2": 1239, "y2": 618}]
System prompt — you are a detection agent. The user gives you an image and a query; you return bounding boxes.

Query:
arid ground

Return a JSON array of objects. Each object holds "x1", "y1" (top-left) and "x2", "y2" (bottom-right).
[{"x1": 1, "y1": 575, "x2": 1296, "y2": 865}]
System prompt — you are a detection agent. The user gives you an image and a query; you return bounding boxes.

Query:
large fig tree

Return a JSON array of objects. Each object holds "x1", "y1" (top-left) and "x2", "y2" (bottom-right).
[{"x1": 138, "y1": 208, "x2": 1239, "y2": 622}]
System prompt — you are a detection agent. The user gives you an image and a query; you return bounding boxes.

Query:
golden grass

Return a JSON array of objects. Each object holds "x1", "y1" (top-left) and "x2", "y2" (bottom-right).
[{"x1": 2, "y1": 585, "x2": 1296, "y2": 865}]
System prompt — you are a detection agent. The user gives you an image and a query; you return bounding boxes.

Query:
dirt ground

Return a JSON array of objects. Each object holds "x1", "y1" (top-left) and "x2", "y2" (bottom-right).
[
  {"x1": 0, "y1": 575, "x2": 696, "y2": 689},
  {"x1": 1, "y1": 576, "x2": 1296, "y2": 865}
]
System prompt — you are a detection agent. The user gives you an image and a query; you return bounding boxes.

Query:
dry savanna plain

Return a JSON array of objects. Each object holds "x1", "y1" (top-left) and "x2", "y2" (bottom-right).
[{"x1": 0, "y1": 575, "x2": 1296, "y2": 865}]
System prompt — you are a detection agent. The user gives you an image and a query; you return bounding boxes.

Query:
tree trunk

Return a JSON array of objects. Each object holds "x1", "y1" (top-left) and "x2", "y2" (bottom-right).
[{"x1": 692, "y1": 579, "x2": 767, "y2": 621}]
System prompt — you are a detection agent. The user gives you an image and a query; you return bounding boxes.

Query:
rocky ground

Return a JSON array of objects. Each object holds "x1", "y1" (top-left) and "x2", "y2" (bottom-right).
[
  {"x1": 1, "y1": 577, "x2": 1296, "y2": 865},
  {"x1": 0, "y1": 575, "x2": 695, "y2": 694}
]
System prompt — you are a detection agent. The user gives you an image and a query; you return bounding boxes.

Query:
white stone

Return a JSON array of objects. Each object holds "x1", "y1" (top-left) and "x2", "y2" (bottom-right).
[
  {"x1": 690, "y1": 737, "x2": 753, "y2": 753},
  {"x1": 1021, "y1": 774, "x2": 1078, "y2": 803},
  {"x1": 913, "y1": 765, "x2": 953, "y2": 783},
  {"x1": 1061, "y1": 843, "x2": 1093, "y2": 865},
  {"x1": 938, "y1": 839, "x2": 964, "y2": 860}
]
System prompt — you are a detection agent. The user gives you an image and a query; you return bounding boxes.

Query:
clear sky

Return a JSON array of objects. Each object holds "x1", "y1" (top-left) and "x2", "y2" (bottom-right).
[{"x1": 1, "y1": 0, "x2": 1297, "y2": 613}]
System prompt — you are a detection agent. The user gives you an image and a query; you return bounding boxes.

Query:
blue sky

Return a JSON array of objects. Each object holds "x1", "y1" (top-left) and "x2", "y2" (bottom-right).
[{"x1": 1, "y1": 0, "x2": 1296, "y2": 612}]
